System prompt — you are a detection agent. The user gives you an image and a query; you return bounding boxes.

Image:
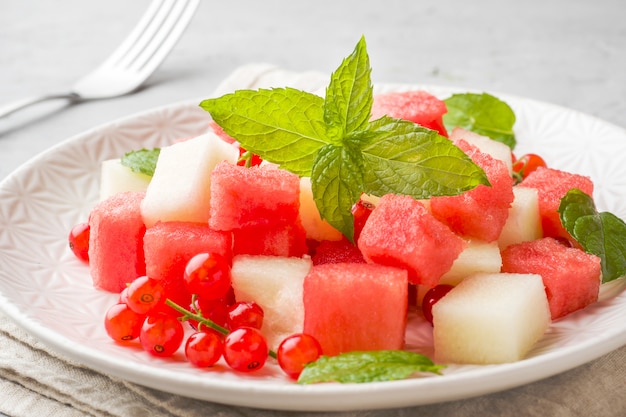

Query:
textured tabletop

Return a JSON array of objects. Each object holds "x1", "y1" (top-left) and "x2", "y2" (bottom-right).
[{"x1": 1, "y1": 0, "x2": 625, "y2": 416}]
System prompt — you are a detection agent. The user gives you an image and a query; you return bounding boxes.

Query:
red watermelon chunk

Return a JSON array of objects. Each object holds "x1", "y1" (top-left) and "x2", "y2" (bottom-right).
[
  {"x1": 311, "y1": 238, "x2": 366, "y2": 265},
  {"x1": 358, "y1": 194, "x2": 466, "y2": 288},
  {"x1": 518, "y1": 166, "x2": 594, "y2": 242},
  {"x1": 303, "y1": 262, "x2": 408, "y2": 356},
  {"x1": 143, "y1": 221, "x2": 232, "y2": 307},
  {"x1": 209, "y1": 162, "x2": 301, "y2": 230},
  {"x1": 501, "y1": 237, "x2": 601, "y2": 319},
  {"x1": 371, "y1": 90, "x2": 448, "y2": 136},
  {"x1": 430, "y1": 139, "x2": 514, "y2": 242},
  {"x1": 232, "y1": 221, "x2": 308, "y2": 257},
  {"x1": 88, "y1": 192, "x2": 146, "y2": 292}
]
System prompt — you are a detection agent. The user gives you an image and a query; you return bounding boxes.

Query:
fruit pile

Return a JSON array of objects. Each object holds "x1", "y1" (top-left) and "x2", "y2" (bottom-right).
[{"x1": 68, "y1": 38, "x2": 625, "y2": 384}]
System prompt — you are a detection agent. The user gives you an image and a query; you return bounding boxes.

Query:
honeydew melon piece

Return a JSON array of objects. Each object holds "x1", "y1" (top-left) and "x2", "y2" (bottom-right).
[
  {"x1": 433, "y1": 272, "x2": 550, "y2": 364},
  {"x1": 439, "y1": 240, "x2": 502, "y2": 286},
  {"x1": 140, "y1": 132, "x2": 239, "y2": 227},
  {"x1": 231, "y1": 255, "x2": 313, "y2": 350},
  {"x1": 498, "y1": 187, "x2": 542, "y2": 250},
  {"x1": 298, "y1": 177, "x2": 342, "y2": 241},
  {"x1": 99, "y1": 159, "x2": 151, "y2": 201},
  {"x1": 450, "y1": 127, "x2": 513, "y2": 175}
]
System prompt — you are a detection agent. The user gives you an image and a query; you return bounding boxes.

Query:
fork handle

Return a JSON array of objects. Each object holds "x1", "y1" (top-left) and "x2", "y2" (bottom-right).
[{"x1": 0, "y1": 93, "x2": 80, "y2": 119}]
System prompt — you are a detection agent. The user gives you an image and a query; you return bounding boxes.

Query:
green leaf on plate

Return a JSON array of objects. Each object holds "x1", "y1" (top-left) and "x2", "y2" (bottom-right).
[
  {"x1": 121, "y1": 148, "x2": 160, "y2": 177},
  {"x1": 297, "y1": 350, "x2": 445, "y2": 384}
]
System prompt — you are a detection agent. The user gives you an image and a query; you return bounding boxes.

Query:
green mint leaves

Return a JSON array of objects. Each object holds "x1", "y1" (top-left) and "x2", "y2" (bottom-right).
[
  {"x1": 443, "y1": 93, "x2": 517, "y2": 149},
  {"x1": 297, "y1": 350, "x2": 445, "y2": 384},
  {"x1": 200, "y1": 37, "x2": 489, "y2": 241},
  {"x1": 120, "y1": 148, "x2": 160, "y2": 177},
  {"x1": 558, "y1": 189, "x2": 626, "y2": 283}
]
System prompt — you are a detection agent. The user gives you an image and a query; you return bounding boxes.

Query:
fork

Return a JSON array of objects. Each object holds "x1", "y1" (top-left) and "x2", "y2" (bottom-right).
[{"x1": 0, "y1": 0, "x2": 199, "y2": 119}]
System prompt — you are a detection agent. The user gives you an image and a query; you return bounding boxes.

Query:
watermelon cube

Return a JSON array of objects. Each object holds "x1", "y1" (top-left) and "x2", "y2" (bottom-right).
[
  {"x1": 518, "y1": 166, "x2": 594, "y2": 242},
  {"x1": 209, "y1": 162, "x2": 301, "y2": 230},
  {"x1": 430, "y1": 139, "x2": 514, "y2": 242},
  {"x1": 371, "y1": 90, "x2": 448, "y2": 136},
  {"x1": 433, "y1": 272, "x2": 550, "y2": 364},
  {"x1": 143, "y1": 221, "x2": 233, "y2": 307},
  {"x1": 311, "y1": 238, "x2": 366, "y2": 265},
  {"x1": 232, "y1": 221, "x2": 308, "y2": 258},
  {"x1": 88, "y1": 191, "x2": 146, "y2": 292},
  {"x1": 231, "y1": 255, "x2": 313, "y2": 350},
  {"x1": 303, "y1": 263, "x2": 408, "y2": 356},
  {"x1": 501, "y1": 237, "x2": 601, "y2": 319},
  {"x1": 358, "y1": 194, "x2": 466, "y2": 288}
]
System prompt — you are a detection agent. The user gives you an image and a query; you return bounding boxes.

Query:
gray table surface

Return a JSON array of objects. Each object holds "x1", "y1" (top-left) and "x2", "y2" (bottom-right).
[{"x1": 1, "y1": 0, "x2": 626, "y2": 416}]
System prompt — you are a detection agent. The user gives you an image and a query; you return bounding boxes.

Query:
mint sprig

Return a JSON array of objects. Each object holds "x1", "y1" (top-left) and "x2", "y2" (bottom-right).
[
  {"x1": 443, "y1": 92, "x2": 517, "y2": 149},
  {"x1": 558, "y1": 188, "x2": 626, "y2": 283},
  {"x1": 297, "y1": 350, "x2": 445, "y2": 384},
  {"x1": 121, "y1": 148, "x2": 160, "y2": 177},
  {"x1": 200, "y1": 37, "x2": 490, "y2": 241}
]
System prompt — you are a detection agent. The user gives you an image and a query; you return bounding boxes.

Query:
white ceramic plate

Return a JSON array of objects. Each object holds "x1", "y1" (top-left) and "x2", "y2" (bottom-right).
[{"x1": 1, "y1": 84, "x2": 626, "y2": 412}]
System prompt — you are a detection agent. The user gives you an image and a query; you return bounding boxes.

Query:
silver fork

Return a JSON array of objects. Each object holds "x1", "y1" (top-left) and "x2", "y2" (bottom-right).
[{"x1": 0, "y1": 0, "x2": 199, "y2": 119}]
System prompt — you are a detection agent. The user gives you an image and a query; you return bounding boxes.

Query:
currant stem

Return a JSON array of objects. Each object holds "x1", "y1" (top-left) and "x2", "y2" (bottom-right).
[{"x1": 165, "y1": 298, "x2": 278, "y2": 359}]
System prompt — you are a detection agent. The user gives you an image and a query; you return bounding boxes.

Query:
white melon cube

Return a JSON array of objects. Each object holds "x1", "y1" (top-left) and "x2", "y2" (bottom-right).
[
  {"x1": 99, "y1": 158, "x2": 151, "y2": 201},
  {"x1": 140, "y1": 132, "x2": 239, "y2": 227},
  {"x1": 498, "y1": 187, "x2": 542, "y2": 250},
  {"x1": 450, "y1": 127, "x2": 513, "y2": 175},
  {"x1": 433, "y1": 272, "x2": 550, "y2": 364},
  {"x1": 231, "y1": 255, "x2": 313, "y2": 350},
  {"x1": 299, "y1": 177, "x2": 343, "y2": 241},
  {"x1": 439, "y1": 240, "x2": 502, "y2": 286}
]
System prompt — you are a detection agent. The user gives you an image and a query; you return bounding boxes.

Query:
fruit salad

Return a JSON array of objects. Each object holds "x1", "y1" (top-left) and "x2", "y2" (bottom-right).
[{"x1": 68, "y1": 37, "x2": 626, "y2": 384}]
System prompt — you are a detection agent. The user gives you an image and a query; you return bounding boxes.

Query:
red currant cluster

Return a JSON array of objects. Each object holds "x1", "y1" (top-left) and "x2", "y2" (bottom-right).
[{"x1": 69, "y1": 226, "x2": 323, "y2": 379}]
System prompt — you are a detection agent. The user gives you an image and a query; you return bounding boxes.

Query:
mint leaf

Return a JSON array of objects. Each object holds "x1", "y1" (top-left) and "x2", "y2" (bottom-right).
[
  {"x1": 311, "y1": 144, "x2": 366, "y2": 240},
  {"x1": 361, "y1": 116, "x2": 491, "y2": 198},
  {"x1": 443, "y1": 93, "x2": 516, "y2": 149},
  {"x1": 297, "y1": 350, "x2": 445, "y2": 384},
  {"x1": 324, "y1": 35, "x2": 372, "y2": 136},
  {"x1": 200, "y1": 88, "x2": 330, "y2": 176},
  {"x1": 121, "y1": 148, "x2": 160, "y2": 177},
  {"x1": 558, "y1": 189, "x2": 626, "y2": 282}
]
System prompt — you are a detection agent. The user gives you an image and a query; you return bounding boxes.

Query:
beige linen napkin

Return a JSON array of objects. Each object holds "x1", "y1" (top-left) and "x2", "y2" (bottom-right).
[{"x1": 0, "y1": 65, "x2": 625, "y2": 417}]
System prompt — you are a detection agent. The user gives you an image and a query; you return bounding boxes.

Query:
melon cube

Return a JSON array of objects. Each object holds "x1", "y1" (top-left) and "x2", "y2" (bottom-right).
[
  {"x1": 299, "y1": 177, "x2": 343, "y2": 241},
  {"x1": 433, "y1": 272, "x2": 550, "y2": 364},
  {"x1": 518, "y1": 166, "x2": 594, "y2": 242},
  {"x1": 143, "y1": 221, "x2": 233, "y2": 309},
  {"x1": 140, "y1": 132, "x2": 239, "y2": 227},
  {"x1": 231, "y1": 255, "x2": 313, "y2": 350},
  {"x1": 358, "y1": 194, "x2": 465, "y2": 288},
  {"x1": 99, "y1": 159, "x2": 151, "y2": 201},
  {"x1": 232, "y1": 221, "x2": 308, "y2": 258},
  {"x1": 209, "y1": 162, "x2": 301, "y2": 230},
  {"x1": 439, "y1": 240, "x2": 502, "y2": 286},
  {"x1": 430, "y1": 139, "x2": 514, "y2": 242},
  {"x1": 498, "y1": 187, "x2": 542, "y2": 250},
  {"x1": 371, "y1": 90, "x2": 449, "y2": 136},
  {"x1": 501, "y1": 237, "x2": 601, "y2": 319},
  {"x1": 88, "y1": 192, "x2": 146, "y2": 292},
  {"x1": 449, "y1": 127, "x2": 513, "y2": 175},
  {"x1": 303, "y1": 263, "x2": 408, "y2": 356}
]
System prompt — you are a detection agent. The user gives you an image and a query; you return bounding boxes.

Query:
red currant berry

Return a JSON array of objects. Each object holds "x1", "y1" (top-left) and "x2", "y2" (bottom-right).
[
  {"x1": 68, "y1": 222, "x2": 90, "y2": 262},
  {"x1": 118, "y1": 286, "x2": 130, "y2": 304},
  {"x1": 184, "y1": 252, "x2": 232, "y2": 300},
  {"x1": 185, "y1": 331, "x2": 224, "y2": 368},
  {"x1": 140, "y1": 313, "x2": 185, "y2": 357},
  {"x1": 104, "y1": 303, "x2": 144, "y2": 342},
  {"x1": 237, "y1": 147, "x2": 263, "y2": 167},
  {"x1": 422, "y1": 284, "x2": 454, "y2": 325},
  {"x1": 188, "y1": 296, "x2": 230, "y2": 330},
  {"x1": 351, "y1": 199, "x2": 375, "y2": 242},
  {"x1": 512, "y1": 153, "x2": 547, "y2": 180},
  {"x1": 227, "y1": 301, "x2": 264, "y2": 330},
  {"x1": 126, "y1": 276, "x2": 165, "y2": 315},
  {"x1": 223, "y1": 327, "x2": 269, "y2": 372},
  {"x1": 277, "y1": 333, "x2": 323, "y2": 379}
]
